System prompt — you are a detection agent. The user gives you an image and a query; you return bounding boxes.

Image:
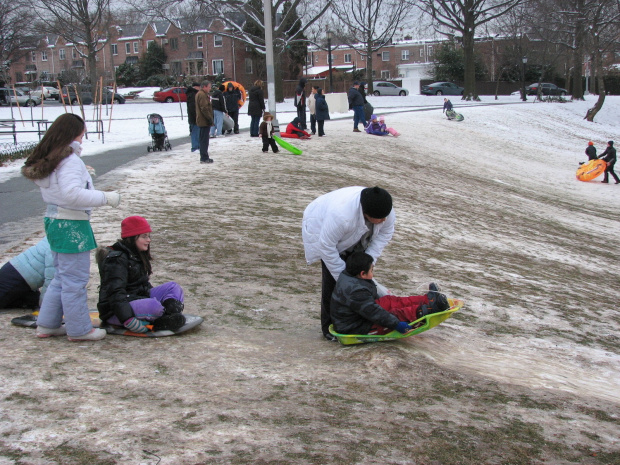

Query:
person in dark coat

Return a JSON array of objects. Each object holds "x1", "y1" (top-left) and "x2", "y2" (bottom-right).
[
  {"x1": 223, "y1": 83, "x2": 241, "y2": 134},
  {"x1": 599, "y1": 141, "x2": 619, "y2": 184},
  {"x1": 314, "y1": 88, "x2": 330, "y2": 137},
  {"x1": 358, "y1": 82, "x2": 368, "y2": 104},
  {"x1": 580, "y1": 141, "x2": 597, "y2": 166},
  {"x1": 210, "y1": 84, "x2": 227, "y2": 137},
  {"x1": 347, "y1": 82, "x2": 366, "y2": 132},
  {"x1": 185, "y1": 83, "x2": 200, "y2": 152},
  {"x1": 247, "y1": 80, "x2": 265, "y2": 137},
  {"x1": 294, "y1": 77, "x2": 308, "y2": 130}
]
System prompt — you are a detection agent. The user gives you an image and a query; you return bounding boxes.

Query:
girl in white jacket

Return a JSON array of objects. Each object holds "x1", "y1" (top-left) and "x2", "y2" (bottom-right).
[{"x1": 22, "y1": 114, "x2": 121, "y2": 341}]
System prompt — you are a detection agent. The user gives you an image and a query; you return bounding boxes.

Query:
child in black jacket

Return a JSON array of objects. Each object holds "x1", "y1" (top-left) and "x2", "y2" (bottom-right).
[
  {"x1": 258, "y1": 112, "x2": 279, "y2": 153},
  {"x1": 330, "y1": 252, "x2": 449, "y2": 335}
]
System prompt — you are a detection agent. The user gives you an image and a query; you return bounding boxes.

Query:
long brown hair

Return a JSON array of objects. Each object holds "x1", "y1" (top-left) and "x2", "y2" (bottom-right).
[
  {"x1": 23, "y1": 114, "x2": 85, "y2": 171},
  {"x1": 121, "y1": 236, "x2": 153, "y2": 276}
]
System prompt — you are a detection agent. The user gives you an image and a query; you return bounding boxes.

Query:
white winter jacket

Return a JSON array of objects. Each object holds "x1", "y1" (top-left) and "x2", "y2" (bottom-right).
[
  {"x1": 34, "y1": 141, "x2": 107, "y2": 219},
  {"x1": 302, "y1": 186, "x2": 395, "y2": 280}
]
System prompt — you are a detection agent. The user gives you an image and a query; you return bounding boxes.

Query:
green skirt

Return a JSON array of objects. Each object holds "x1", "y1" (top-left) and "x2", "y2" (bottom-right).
[{"x1": 44, "y1": 218, "x2": 97, "y2": 254}]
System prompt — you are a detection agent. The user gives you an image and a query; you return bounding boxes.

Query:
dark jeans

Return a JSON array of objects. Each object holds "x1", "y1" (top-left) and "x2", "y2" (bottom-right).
[
  {"x1": 353, "y1": 105, "x2": 366, "y2": 129},
  {"x1": 320, "y1": 260, "x2": 337, "y2": 336},
  {"x1": 297, "y1": 106, "x2": 307, "y2": 130},
  {"x1": 250, "y1": 115, "x2": 261, "y2": 136},
  {"x1": 262, "y1": 136, "x2": 278, "y2": 152},
  {"x1": 199, "y1": 126, "x2": 210, "y2": 161},
  {"x1": 317, "y1": 120, "x2": 325, "y2": 136},
  {"x1": 0, "y1": 262, "x2": 39, "y2": 309},
  {"x1": 229, "y1": 111, "x2": 239, "y2": 133},
  {"x1": 310, "y1": 114, "x2": 316, "y2": 134},
  {"x1": 603, "y1": 160, "x2": 620, "y2": 183}
]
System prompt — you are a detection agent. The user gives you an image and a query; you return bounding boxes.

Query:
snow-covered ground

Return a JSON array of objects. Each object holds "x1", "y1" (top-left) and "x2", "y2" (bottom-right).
[{"x1": 1, "y1": 88, "x2": 619, "y2": 463}]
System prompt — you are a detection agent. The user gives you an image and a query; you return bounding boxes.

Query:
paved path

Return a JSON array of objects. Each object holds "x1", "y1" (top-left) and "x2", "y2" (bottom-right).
[{"x1": 0, "y1": 134, "x2": 190, "y2": 248}]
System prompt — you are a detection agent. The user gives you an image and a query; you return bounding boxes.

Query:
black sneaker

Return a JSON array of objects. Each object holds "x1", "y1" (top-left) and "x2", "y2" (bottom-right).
[
  {"x1": 323, "y1": 333, "x2": 338, "y2": 342},
  {"x1": 416, "y1": 305, "x2": 429, "y2": 319},
  {"x1": 427, "y1": 283, "x2": 449, "y2": 313},
  {"x1": 153, "y1": 313, "x2": 186, "y2": 331}
]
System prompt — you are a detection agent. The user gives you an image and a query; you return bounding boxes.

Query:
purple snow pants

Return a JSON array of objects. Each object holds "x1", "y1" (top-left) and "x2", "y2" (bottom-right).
[{"x1": 106, "y1": 281, "x2": 184, "y2": 325}]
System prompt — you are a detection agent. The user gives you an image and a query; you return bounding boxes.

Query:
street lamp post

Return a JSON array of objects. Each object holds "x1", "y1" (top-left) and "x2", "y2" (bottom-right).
[
  {"x1": 521, "y1": 56, "x2": 528, "y2": 102},
  {"x1": 327, "y1": 30, "x2": 333, "y2": 93}
]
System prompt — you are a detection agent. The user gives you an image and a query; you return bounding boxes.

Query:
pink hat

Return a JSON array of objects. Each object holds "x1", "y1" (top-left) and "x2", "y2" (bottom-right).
[
  {"x1": 379, "y1": 115, "x2": 385, "y2": 121},
  {"x1": 121, "y1": 216, "x2": 152, "y2": 238}
]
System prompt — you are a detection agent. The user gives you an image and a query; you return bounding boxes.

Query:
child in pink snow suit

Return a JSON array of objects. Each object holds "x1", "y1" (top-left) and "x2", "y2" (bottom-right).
[
  {"x1": 379, "y1": 115, "x2": 400, "y2": 137},
  {"x1": 365, "y1": 115, "x2": 389, "y2": 136},
  {"x1": 330, "y1": 252, "x2": 450, "y2": 335}
]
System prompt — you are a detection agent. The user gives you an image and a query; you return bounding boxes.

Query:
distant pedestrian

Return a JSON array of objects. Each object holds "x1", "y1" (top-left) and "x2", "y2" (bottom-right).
[
  {"x1": 196, "y1": 80, "x2": 214, "y2": 164},
  {"x1": 248, "y1": 80, "x2": 265, "y2": 137},
  {"x1": 294, "y1": 78, "x2": 308, "y2": 130},
  {"x1": 599, "y1": 141, "x2": 619, "y2": 184},
  {"x1": 307, "y1": 86, "x2": 319, "y2": 135},
  {"x1": 259, "y1": 112, "x2": 279, "y2": 153},
  {"x1": 210, "y1": 84, "x2": 227, "y2": 138},
  {"x1": 223, "y1": 83, "x2": 241, "y2": 134},
  {"x1": 314, "y1": 88, "x2": 330, "y2": 137},
  {"x1": 185, "y1": 82, "x2": 200, "y2": 152},
  {"x1": 348, "y1": 81, "x2": 366, "y2": 132}
]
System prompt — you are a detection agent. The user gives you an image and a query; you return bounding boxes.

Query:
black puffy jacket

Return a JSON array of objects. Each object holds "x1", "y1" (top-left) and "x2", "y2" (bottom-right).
[
  {"x1": 247, "y1": 86, "x2": 265, "y2": 116},
  {"x1": 330, "y1": 271, "x2": 400, "y2": 334},
  {"x1": 96, "y1": 241, "x2": 152, "y2": 324},
  {"x1": 224, "y1": 86, "x2": 241, "y2": 112},
  {"x1": 185, "y1": 86, "x2": 198, "y2": 125}
]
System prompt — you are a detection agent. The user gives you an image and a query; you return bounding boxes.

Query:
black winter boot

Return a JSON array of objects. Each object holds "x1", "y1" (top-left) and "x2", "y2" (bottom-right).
[
  {"x1": 153, "y1": 313, "x2": 186, "y2": 331},
  {"x1": 427, "y1": 283, "x2": 449, "y2": 314},
  {"x1": 162, "y1": 299, "x2": 184, "y2": 314}
]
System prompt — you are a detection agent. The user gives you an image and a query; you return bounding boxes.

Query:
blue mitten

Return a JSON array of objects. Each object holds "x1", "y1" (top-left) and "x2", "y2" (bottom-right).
[
  {"x1": 395, "y1": 322, "x2": 411, "y2": 334},
  {"x1": 124, "y1": 317, "x2": 149, "y2": 333}
]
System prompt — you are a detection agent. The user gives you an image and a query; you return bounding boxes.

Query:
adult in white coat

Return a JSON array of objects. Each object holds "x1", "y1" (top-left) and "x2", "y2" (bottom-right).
[{"x1": 302, "y1": 186, "x2": 395, "y2": 340}]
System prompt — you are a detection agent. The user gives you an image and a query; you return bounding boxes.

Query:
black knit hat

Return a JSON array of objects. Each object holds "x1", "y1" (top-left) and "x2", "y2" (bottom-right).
[{"x1": 360, "y1": 186, "x2": 392, "y2": 219}]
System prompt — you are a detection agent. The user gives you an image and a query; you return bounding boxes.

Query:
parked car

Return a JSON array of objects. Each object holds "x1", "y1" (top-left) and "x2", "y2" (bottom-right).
[
  {"x1": 421, "y1": 82, "x2": 464, "y2": 96},
  {"x1": 526, "y1": 83, "x2": 567, "y2": 97},
  {"x1": 29, "y1": 86, "x2": 60, "y2": 100},
  {"x1": 60, "y1": 87, "x2": 93, "y2": 105},
  {"x1": 371, "y1": 81, "x2": 409, "y2": 96},
  {"x1": 153, "y1": 87, "x2": 187, "y2": 103},
  {"x1": 0, "y1": 88, "x2": 41, "y2": 106}
]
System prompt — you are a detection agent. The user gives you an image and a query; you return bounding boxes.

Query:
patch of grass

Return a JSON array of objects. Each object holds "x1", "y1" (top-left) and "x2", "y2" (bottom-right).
[
  {"x1": 44, "y1": 443, "x2": 117, "y2": 465},
  {"x1": 4, "y1": 392, "x2": 36, "y2": 403}
]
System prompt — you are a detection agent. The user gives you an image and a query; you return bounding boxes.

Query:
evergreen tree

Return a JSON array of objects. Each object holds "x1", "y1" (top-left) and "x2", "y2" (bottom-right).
[{"x1": 139, "y1": 42, "x2": 167, "y2": 81}]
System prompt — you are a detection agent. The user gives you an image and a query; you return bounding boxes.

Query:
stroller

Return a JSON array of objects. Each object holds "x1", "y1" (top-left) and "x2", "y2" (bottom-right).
[{"x1": 147, "y1": 113, "x2": 172, "y2": 151}]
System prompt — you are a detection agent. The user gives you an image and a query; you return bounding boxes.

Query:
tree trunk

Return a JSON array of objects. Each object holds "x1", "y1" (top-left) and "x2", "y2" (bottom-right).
[
  {"x1": 584, "y1": 51, "x2": 605, "y2": 122},
  {"x1": 461, "y1": 19, "x2": 478, "y2": 101},
  {"x1": 366, "y1": 42, "x2": 373, "y2": 93}
]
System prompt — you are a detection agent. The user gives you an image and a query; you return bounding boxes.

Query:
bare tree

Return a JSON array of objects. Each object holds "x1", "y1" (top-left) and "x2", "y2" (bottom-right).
[
  {"x1": 415, "y1": 0, "x2": 523, "y2": 100},
  {"x1": 583, "y1": 0, "x2": 620, "y2": 120},
  {"x1": 329, "y1": 0, "x2": 414, "y2": 93},
  {"x1": 30, "y1": 0, "x2": 112, "y2": 86},
  {"x1": 0, "y1": 0, "x2": 39, "y2": 83}
]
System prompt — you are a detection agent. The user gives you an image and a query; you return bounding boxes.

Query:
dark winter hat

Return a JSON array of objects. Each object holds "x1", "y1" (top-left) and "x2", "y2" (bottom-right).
[
  {"x1": 353, "y1": 81, "x2": 360, "y2": 86},
  {"x1": 608, "y1": 141, "x2": 614, "y2": 146},
  {"x1": 121, "y1": 216, "x2": 152, "y2": 238},
  {"x1": 360, "y1": 187, "x2": 393, "y2": 219}
]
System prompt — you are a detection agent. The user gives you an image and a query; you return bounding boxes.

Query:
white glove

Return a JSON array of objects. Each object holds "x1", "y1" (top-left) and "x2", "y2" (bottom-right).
[{"x1": 105, "y1": 191, "x2": 121, "y2": 208}]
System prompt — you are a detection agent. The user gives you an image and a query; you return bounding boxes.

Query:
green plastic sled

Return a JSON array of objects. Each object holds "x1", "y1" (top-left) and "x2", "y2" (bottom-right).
[
  {"x1": 273, "y1": 135, "x2": 303, "y2": 155},
  {"x1": 329, "y1": 298, "x2": 463, "y2": 345}
]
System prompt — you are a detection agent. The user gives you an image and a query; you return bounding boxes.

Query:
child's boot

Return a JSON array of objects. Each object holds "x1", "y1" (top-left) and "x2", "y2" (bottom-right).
[
  {"x1": 153, "y1": 313, "x2": 186, "y2": 331},
  {"x1": 163, "y1": 299, "x2": 184, "y2": 314},
  {"x1": 427, "y1": 283, "x2": 449, "y2": 313}
]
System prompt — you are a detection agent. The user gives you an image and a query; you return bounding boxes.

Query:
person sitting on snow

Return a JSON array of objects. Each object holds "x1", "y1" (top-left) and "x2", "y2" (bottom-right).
[
  {"x1": 283, "y1": 117, "x2": 311, "y2": 139},
  {"x1": 365, "y1": 115, "x2": 389, "y2": 136},
  {"x1": 330, "y1": 252, "x2": 450, "y2": 336},
  {"x1": 378, "y1": 115, "x2": 400, "y2": 137}
]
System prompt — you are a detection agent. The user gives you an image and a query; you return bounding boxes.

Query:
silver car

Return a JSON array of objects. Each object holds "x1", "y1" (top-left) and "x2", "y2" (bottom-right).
[
  {"x1": 2, "y1": 88, "x2": 42, "y2": 106},
  {"x1": 372, "y1": 81, "x2": 409, "y2": 96},
  {"x1": 30, "y1": 86, "x2": 60, "y2": 100}
]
